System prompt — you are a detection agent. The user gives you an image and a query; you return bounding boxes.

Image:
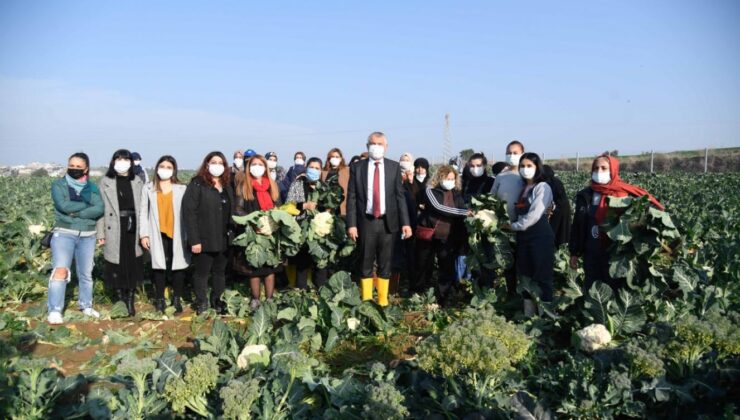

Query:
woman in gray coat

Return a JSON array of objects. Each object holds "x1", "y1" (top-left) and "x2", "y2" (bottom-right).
[
  {"x1": 139, "y1": 156, "x2": 190, "y2": 313},
  {"x1": 97, "y1": 149, "x2": 144, "y2": 316}
]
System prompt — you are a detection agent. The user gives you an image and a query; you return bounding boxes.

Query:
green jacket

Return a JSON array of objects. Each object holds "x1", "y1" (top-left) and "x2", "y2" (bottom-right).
[{"x1": 51, "y1": 177, "x2": 104, "y2": 232}]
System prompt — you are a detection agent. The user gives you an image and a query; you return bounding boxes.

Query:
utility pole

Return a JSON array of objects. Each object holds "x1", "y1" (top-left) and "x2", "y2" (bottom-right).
[
  {"x1": 443, "y1": 113, "x2": 452, "y2": 163},
  {"x1": 704, "y1": 147, "x2": 709, "y2": 173}
]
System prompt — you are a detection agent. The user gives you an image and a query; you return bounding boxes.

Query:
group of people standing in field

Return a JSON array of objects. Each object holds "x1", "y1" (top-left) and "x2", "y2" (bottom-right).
[{"x1": 45, "y1": 132, "x2": 663, "y2": 324}]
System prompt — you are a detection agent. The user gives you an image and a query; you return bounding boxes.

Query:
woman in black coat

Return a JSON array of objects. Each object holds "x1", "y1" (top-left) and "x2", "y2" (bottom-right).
[
  {"x1": 182, "y1": 151, "x2": 234, "y2": 314},
  {"x1": 413, "y1": 165, "x2": 470, "y2": 303},
  {"x1": 543, "y1": 165, "x2": 572, "y2": 247},
  {"x1": 461, "y1": 153, "x2": 494, "y2": 204}
]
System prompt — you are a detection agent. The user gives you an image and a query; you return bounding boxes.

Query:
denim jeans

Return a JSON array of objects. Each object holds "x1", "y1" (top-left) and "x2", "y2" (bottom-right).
[{"x1": 47, "y1": 231, "x2": 96, "y2": 313}]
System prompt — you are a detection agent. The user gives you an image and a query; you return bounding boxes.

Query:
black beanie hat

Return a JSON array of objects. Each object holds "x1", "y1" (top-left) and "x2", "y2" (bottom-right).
[{"x1": 414, "y1": 157, "x2": 430, "y2": 170}]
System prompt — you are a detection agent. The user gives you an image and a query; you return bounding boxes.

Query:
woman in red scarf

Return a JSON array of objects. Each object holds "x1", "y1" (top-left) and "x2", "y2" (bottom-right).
[
  {"x1": 568, "y1": 154, "x2": 664, "y2": 290},
  {"x1": 232, "y1": 154, "x2": 282, "y2": 310}
]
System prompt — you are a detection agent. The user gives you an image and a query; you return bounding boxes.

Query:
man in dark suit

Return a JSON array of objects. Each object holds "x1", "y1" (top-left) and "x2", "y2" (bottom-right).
[{"x1": 347, "y1": 132, "x2": 413, "y2": 306}]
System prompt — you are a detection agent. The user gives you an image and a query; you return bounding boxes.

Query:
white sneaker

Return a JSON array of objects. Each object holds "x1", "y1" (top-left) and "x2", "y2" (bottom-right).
[
  {"x1": 47, "y1": 312, "x2": 64, "y2": 325},
  {"x1": 250, "y1": 299, "x2": 261, "y2": 310},
  {"x1": 82, "y1": 308, "x2": 100, "y2": 319}
]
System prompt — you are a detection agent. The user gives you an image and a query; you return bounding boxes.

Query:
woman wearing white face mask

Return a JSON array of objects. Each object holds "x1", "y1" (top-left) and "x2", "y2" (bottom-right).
[
  {"x1": 264, "y1": 151, "x2": 285, "y2": 183},
  {"x1": 280, "y1": 151, "x2": 306, "y2": 202},
  {"x1": 231, "y1": 150, "x2": 244, "y2": 175},
  {"x1": 500, "y1": 152, "x2": 554, "y2": 317},
  {"x1": 413, "y1": 165, "x2": 470, "y2": 303},
  {"x1": 568, "y1": 154, "x2": 663, "y2": 291},
  {"x1": 461, "y1": 152, "x2": 494, "y2": 204},
  {"x1": 138, "y1": 155, "x2": 189, "y2": 314},
  {"x1": 183, "y1": 151, "x2": 234, "y2": 314},
  {"x1": 97, "y1": 149, "x2": 145, "y2": 317},
  {"x1": 232, "y1": 155, "x2": 283, "y2": 309},
  {"x1": 411, "y1": 158, "x2": 430, "y2": 213},
  {"x1": 390, "y1": 152, "x2": 418, "y2": 296},
  {"x1": 320, "y1": 148, "x2": 350, "y2": 216}
]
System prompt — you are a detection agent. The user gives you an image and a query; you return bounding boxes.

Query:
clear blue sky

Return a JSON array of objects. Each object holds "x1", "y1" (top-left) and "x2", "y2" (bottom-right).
[{"x1": 1, "y1": 0, "x2": 739, "y2": 168}]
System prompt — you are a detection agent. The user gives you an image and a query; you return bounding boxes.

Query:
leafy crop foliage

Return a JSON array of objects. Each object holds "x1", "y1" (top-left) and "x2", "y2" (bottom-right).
[{"x1": 0, "y1": 172, "x2": 738, "y2": 419}]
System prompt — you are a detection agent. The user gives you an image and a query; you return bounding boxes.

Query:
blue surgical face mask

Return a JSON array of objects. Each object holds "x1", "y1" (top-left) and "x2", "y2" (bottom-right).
[{"x1": 306, "y1": 167, "x2": 321, "y2": 182}]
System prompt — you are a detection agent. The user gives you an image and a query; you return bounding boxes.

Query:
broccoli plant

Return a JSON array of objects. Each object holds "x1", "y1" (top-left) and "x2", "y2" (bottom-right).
[
  {"x1": 220, "y1": 378, "x2": 260, "y2": 420},
  {"x1": 114, "y1": 353, "x2": 165, "y2": 420},
  {"x1": 7, "y1": 357, "x2": 83, "y2": 420},
  {"x1": 163, "y1": 353, "x2": 220, "y2": 417},
  {"x1": 417, "y1": 306, "x2": 531, "y2": 410}
]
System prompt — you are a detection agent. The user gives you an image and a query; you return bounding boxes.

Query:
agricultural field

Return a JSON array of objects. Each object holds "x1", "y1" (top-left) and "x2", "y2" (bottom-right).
[{"x1": 0, "y1": 172, "x2": 738, "y2": 419}]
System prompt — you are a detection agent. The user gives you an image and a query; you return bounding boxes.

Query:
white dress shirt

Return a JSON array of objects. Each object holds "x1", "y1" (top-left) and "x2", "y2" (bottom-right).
[{"x1": 366, "y1": 158, "x2": 386, "y2": 216}]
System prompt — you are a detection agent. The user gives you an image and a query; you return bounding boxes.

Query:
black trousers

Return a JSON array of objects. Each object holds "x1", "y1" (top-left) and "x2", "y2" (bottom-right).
[
  {"x1": 516, "y1": 234, "x2": 554, "y2": 302},
  {"x1": 414, "y1": 238, "x2": 457, "y2": 296},
  {"x1": 294, "y1": 248, "x2": 328, "y2": 290},
  {"x1": 192, "y1": 250, "x2": 228, "y2": 307},
  {"x1": 359, "y1": 217, "x2": 394, "y2": 278},
  {"x1": 152, "y1": 233, "x2": 185, "y2": 300}
]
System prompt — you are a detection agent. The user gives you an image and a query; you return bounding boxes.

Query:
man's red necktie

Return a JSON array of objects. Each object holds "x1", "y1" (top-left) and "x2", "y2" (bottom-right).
[{"x1": 373, "y1": 161, "x2": 381, "y2": 218}]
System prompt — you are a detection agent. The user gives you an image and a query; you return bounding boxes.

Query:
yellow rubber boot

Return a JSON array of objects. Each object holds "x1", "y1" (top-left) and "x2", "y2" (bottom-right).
[
  {"x1": 361, "y1": 278, "x2": 374, "y2": 301},
  {"x1": 377, "y1": 278, "x2": 390, "y2": 307}
]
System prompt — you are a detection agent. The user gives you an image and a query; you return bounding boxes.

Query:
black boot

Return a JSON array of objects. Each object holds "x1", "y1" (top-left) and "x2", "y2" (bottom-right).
[
  {"x1": 172, "y1": 296, "x2": 183, "y2": 314},
  {"x1": 115, "y1": 288, "x2": 126, "y2": 304},
  {"x1": 154, "y1": 298, "x2": 166, "y2": 313},
  {"x1": 210, "y1": 296, "x2": 226, "y2": 315},
  {"x1": 195, "y1": 298, "x2": 209, "y2": 315},
  {"x1": 126, "y1": 289, "x2": 136, "y2": 317}
]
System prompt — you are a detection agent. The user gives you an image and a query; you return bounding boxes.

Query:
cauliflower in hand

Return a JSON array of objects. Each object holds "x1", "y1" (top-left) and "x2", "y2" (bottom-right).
[{"x1": 473, "y1": 209, "x2": 498, "y2": 230}]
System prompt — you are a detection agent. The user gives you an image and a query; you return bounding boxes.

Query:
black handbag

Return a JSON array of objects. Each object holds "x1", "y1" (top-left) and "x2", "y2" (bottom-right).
[{"x1": 40, "y1": 231, "x2": 53, "y2": 248}]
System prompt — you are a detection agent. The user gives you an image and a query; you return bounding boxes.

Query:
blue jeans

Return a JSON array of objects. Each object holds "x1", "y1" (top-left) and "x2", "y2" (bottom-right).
[{"x1": 47, "y1": 231, "x2": 96, "y2": 313}]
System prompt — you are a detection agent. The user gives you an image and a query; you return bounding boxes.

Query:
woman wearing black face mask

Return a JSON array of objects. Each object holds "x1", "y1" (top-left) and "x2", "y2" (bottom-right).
[
  {"x1": 47, "y1": 152, "x2": 105, "y2": 325},
  {"x1": 97, "y1": 149, "x2": 145, "y2": 317}
]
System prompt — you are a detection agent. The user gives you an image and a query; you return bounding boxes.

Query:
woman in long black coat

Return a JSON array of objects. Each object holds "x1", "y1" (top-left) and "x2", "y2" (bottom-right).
[{"x1": 543, "y1": 165, "x2": 572, "y2": 247}]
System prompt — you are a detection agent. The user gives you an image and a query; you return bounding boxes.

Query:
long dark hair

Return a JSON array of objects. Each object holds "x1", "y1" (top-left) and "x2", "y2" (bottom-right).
[
  {"x1": 105, "y1": 149, "x2": 135, "y2": 180},
  {"x1": 518, "y1": 152, "x2": 546, "y2": 184},
  {"x1": 153, "y1": 155, "x2": 181, "y2": 191},
  {"x1": 195, "y1": 151, "x2": 231, "y2": 187}
]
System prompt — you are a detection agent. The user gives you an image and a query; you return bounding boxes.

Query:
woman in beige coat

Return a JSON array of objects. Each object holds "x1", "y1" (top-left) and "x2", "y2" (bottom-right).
[{"x1": 139, "y1": 155, "x2": 190, "y2": 313}]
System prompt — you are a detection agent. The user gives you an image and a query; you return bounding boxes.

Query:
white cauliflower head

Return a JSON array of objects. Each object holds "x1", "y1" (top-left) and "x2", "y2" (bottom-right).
[
  {"x1": 473, "y1": 210, "x2": 498, "y2": 230},
  {"x1": 257, "y1": 215, "x2": 279, "y2": 236},
  {"x1": 346, "y1": 317, "x2": 360, "y2": 331},
  {"x1": 575, "y1": 323, "x2": 612, "y2": 352},
  {"x1": 311, "y1": 212, "x2": 334, "y2": 237},
  {"x1": 28, "y1": 224, "x2": 45, "y2": 236},
  {"x1": 236, "y1": 344, "x2": 271, "y2": 369}
]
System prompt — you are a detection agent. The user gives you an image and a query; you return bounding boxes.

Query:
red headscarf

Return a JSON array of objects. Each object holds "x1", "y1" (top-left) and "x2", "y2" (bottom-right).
[
  {"x1": 251, "y1": 176, "x2": 275, "y2": 211},
  {"x1": 591, "y1": 155, "x2": 664, "y2": 224}
]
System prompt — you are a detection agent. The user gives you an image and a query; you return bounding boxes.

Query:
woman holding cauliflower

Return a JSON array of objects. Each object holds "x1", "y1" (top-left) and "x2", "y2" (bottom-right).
[
  {"x1": 286, "y1": 157, "x2": 331, "y2": 289},
  {"x1": 501, "y1": 152, "x2": 555, "y2": 316},
  {"x1": 233, "y1": 154, "x2": 283, "y2": 309},
  {"x1": 569, "y1": 154, "x2": 663, "y2": 291},
  {"x1": 413, "y1": 165, "x2": 470, "y2": 302}
]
